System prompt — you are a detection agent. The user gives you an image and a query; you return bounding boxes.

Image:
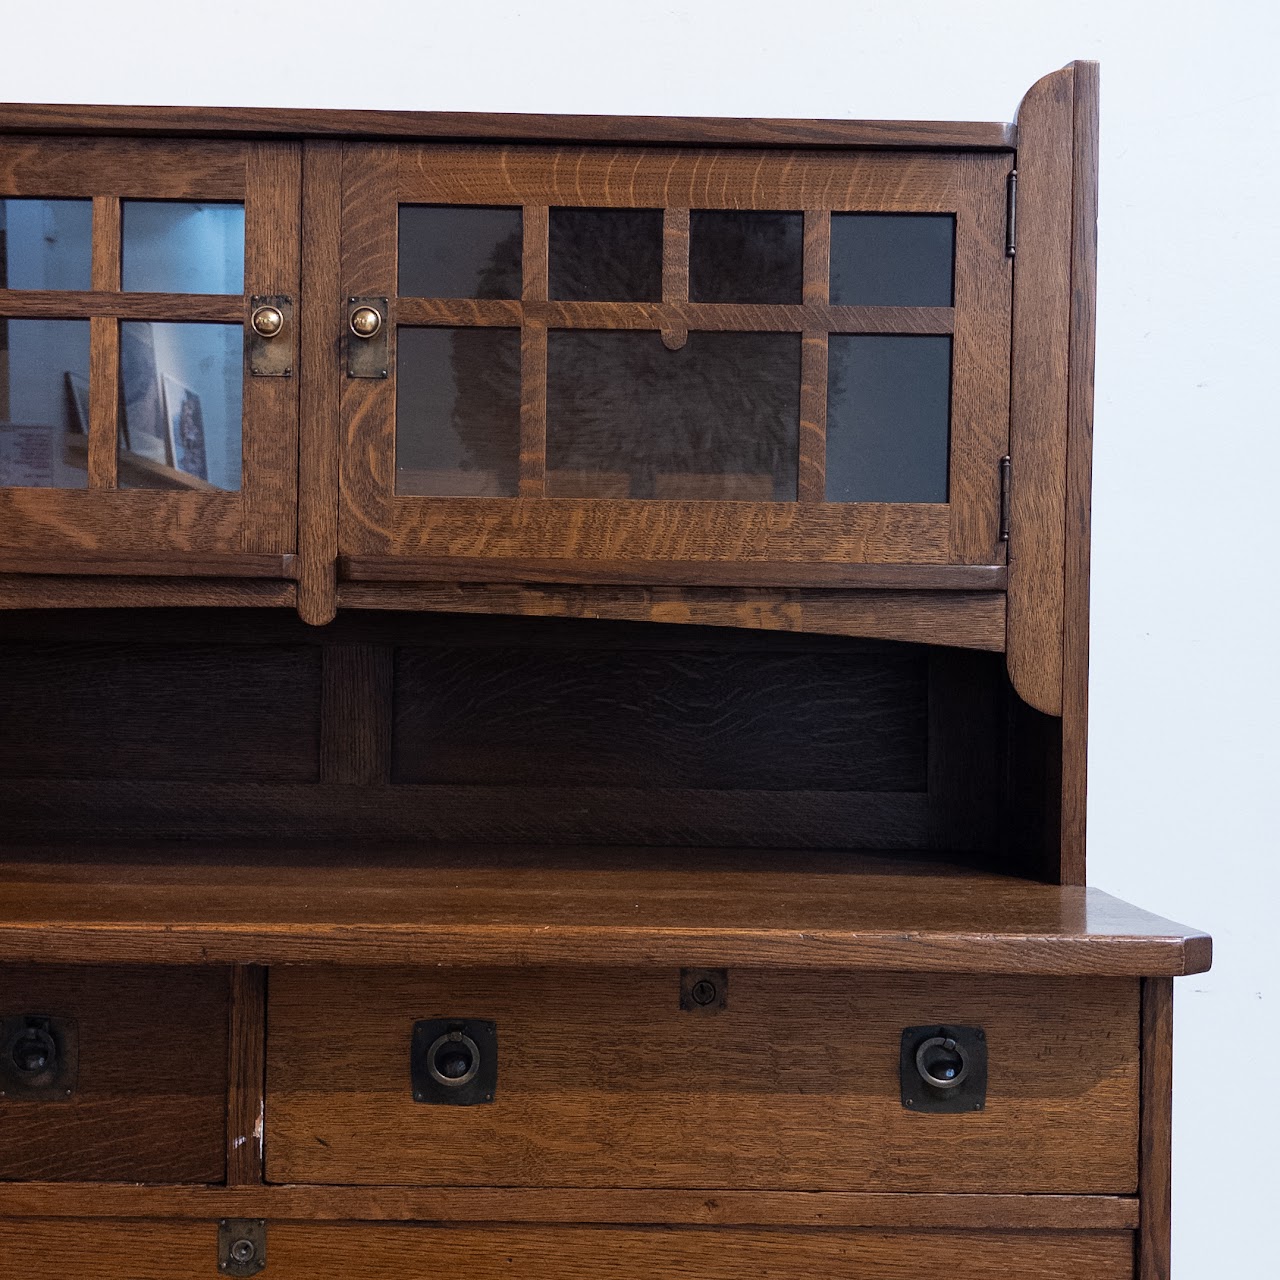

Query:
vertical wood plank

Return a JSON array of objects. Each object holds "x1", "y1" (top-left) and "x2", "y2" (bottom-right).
[
  {"x1": 227, "y1": 964, "x2": 267, "y2": 1186},
  {"x1": 949, "y1": 157, "x2": 1013, "y2": 564},
  {"x1": 1059, "y1": 60, "x2": 1100, "y2": 885},
  {"x1": 338, "y1": 144, "x2": 399, "y2": 556},
  {"x1": 88, "y1": 196, "x2": 120, "y2": 490},
  {"x1": 297, "y1": 141, "x2": 343, "y2": 625},
  {"x1": 519, "y1": 205, "x2": 549, "y2": 496},
  {"x1": 661, "y1": 207, "x2": 689, "y2": 350},
  {"x1": 242, "y1": 141, "x2": 302, "y2": 554},
  {"x1": 798, "y1": 210, "x2": 830, "y2": 503},
  {"x1": 320, "y1": 643, "x2": 394, "y2": 784},
  {"x1": 1006, "y1": 66, "x2": 1075, "y2": 716},
  {"x1": 1138, "y1": 977, "x2": 1173, "y2": 1280}
]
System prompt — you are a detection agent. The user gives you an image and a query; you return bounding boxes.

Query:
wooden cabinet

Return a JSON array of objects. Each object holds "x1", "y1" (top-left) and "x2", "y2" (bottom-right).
[{"x1": 0, "y1": 60, "x2": 1208, "y2": 1280}]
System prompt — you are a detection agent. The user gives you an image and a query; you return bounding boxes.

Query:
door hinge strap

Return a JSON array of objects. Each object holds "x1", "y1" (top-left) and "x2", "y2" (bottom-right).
[
  {"x1": 1005, "y1": 169, "x2": 1018, "y2": 258},
  {"x1": 999, "y1": 455, "x2": 1011, "y2": 542}
]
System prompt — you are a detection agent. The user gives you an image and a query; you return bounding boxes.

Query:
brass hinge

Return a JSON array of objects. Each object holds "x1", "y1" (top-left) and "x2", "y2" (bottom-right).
[
  {"x1": 1005, "y1": 169, "x2": 1018, "y2": 258},
  {"x1": 999, "y1": 455, "x2": 1011, "y2": 542}
]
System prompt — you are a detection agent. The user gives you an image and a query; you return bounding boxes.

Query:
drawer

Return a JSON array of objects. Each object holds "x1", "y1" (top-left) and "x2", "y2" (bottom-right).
[
  {"x1": 0, "y1": 966, "x2": 227, "y2": 1182},
  {"x1": 0, "y1": 1221, "x2": 1137, "y2": 1279},
  {"x1": 267, "y1": 968, "x2": 1139, "y2": 1192}
]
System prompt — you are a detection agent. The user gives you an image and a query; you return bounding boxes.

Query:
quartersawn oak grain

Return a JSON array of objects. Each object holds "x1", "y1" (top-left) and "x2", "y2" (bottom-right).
[
  {"x1": 0, "y1": 1223, "x2": 1131, "y2": 1280},
  {"x1": 0, "y1": 848, "x2": 1213, "y2": 973}
]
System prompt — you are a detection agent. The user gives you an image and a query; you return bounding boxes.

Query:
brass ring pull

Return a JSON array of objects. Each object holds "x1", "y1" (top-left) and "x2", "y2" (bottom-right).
[
  {"x1": 250, "y1": 304, "x2": 285, "y2": 339},
  {"x1": 349, "y1": 305, "x2": 383, "y2": 339}
]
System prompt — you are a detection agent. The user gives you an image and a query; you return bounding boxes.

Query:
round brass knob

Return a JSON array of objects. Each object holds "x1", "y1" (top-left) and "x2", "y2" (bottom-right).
[
  {"x1": 349, "y1": 305, "x2": 383, "y2": 339},
  {"x1": 250, "y1": 304, "x2": 285, "y2": 339}
]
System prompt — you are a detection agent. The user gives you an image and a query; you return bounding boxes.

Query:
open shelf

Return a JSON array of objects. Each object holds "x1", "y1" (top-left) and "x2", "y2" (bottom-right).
[{"x1": 0, "y1": 846, "x2": 1210, "y2": 974}]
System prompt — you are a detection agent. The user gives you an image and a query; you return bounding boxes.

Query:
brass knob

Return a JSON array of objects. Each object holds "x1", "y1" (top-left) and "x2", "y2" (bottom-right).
[
  {"x1": 349, "y1": 305, "x2": 383, "y2": 338},
  {"x1": 250, "y1": 304, "x2": 285, "y2": 339}
]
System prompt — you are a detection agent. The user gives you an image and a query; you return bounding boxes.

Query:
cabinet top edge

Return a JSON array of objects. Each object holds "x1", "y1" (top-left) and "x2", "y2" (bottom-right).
[{"x1": 0, "y1": 103, "x2": 1017, "y2": 151}]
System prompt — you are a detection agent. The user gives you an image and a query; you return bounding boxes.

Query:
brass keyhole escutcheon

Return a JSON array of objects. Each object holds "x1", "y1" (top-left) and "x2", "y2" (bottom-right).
[
  {"x1": 250, "y1": 304, "x2": 285, "y2": 339},
  {"x1": 349, "y1": 305, "x2": 383, "y2": 338}
]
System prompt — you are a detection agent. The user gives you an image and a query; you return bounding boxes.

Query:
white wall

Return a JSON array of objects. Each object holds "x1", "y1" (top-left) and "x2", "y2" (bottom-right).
[{"x1": 5, "y1": 1, "x2": 1274, "y2": 1271}]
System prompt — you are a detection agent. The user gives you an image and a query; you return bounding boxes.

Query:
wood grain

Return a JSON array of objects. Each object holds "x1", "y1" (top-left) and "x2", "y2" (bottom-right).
[
  {"x1": 0, "y1": 552, "x2": 295, "y2": 577},
  {"x1": 1139, "y1": 977, "x2": 1174, "y2": 1280},
  {"x1": 0, "y1": 577, "x2": 295, "y2": 610},
  {"x1": 1060, "y1": 60, "x2": 1101, "y2": 884},
  {"x1": 226, "y1": 964, "x2": 267, "y2": 1185},
  {"x1": 87, "y1": 195, "x2": 121, "y2": 490},
  {"x1": 0, "y1": 289, "x2": 242, "y2": 319},
  {"x1": 798, "y1": 209, "x2": 831, "y2": 501},
  {"x1": 0, "y1": 1222, "x2": 1132, "y2": 1280},
  {"x1": 660, "y1": 206, "x2": 689, "y2": 348},
  {"x1": 0, "y1": 1183, "x2": 1140, "y2": 1229},
  {"x1": 339, "y1": 583, "x2": 1008, "y2": 651},
  {"x1": 0, "y1": 849, "x2": 1214, "y2": 974},
  {"x1": 269, "y1": 968, "x2": 1139, "y2": 1192},
  {"x1": 1006, "y1": 66, "x2": 1075, "y2": 714},
  {"x1": 0, "y1": 136, "x2": 246, "y2": 197},
  {"x1": 0, "y1": 102, "x2": 1018, "y2": 149},
  {"x1": 0, "y1": 966, "x2": 227, "y2": 1182},
  {"x1": 296, "y1": 140, "x2": 343, "y2": 625},
  {"x1": 320, "y1": 643, "x2": 393, "y2": 784}
]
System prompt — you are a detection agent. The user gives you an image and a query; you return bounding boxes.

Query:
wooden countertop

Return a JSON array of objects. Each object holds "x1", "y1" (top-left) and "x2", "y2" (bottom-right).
[{"x1": 0, "y1": 846, "x2": 1210, "y2": 974}]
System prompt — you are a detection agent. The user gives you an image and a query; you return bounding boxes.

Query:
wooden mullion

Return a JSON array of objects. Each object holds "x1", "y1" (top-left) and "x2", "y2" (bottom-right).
[
  {"x1": 519, "y1": 206, "x2": 549, "y2": 496},
  {"x1": 87, "y1": 196, "x2": 121, "y2": 490},
  {"x1": 661, "y1": 207, "x2": 689, "y2": 350},
  {"x1": 799, "y1": 210, "x2": 831, "y2": 502},
  {"x1": 227, "y1": 964, "x2": 267, "y2": 1185}
]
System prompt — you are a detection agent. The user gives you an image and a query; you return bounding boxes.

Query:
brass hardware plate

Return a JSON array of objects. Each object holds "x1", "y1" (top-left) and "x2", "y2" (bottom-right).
[
  {"x1": 680, "y1": 968, "x2": 728, "y2": 1013},
  {"x1": 245, "y1": 295, "x2": 293, "y2": 378},
  {"x1": 346, "y1": 295, "x2": 389, "y2": 379},
  {"x1": 0, "y1": 1014, "x2": 79, "y2": 1101},
  {"x1": 900, "y1": 1024, "x2": 988, "y2": 1114},
  {"x1": 411, "y1": 1018, "x2": 497, "y2": 1105},
  {"x1": 218, "y1": 1219, "x2": 266, "y2": 1277}
]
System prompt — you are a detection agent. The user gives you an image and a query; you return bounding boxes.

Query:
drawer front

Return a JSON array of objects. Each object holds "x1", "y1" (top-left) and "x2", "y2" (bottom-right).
[
  {"x1": 0, "y1": 1221, "x2": 1136, "y2": 1279},
  {"x1": 267, "y1": 968, "x2": 1139, "y2": 1192},
  {"x1": 0, "y1": 966, "x2": 227, "y2": 1182}
]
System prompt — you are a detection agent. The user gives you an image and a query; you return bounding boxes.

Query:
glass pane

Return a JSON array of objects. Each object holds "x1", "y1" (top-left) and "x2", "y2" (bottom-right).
[
  {"x1": 0, "y1": 319, "x2": 90, "y2": 487},
  {"x1": 121, "y1": 201, "x2": 245, "y2": 294},
  {"x1": 830, "y1": 214, "x2": 955, "y2": 307},
  {"x1": 398, "y1": 206, "x2": 522, "y2": 299},
  {"x1": 689, "y1": 211, "x2": 803, "y2": 304},
  {"x1": 119, "y1": 321, "x2": 242, "y2": 490},
  {"x1": 547, "y1": 330, "x2": 800, "y2": 500},
  {"x1": 396, "y1": 327, "x2": 521, "y2": 495},
  {"x1": 826, "y1": 335, "x2": 951, "y2": 503},
  {"x1": 549, "y1": 208, "x2": 663, "y2": 301},
  {"x1": 0, "y1": 199, "x2": 93, "y2": 291}
]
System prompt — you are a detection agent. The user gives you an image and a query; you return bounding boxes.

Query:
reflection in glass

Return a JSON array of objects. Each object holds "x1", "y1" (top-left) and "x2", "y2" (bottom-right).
[
  {"x1": 546, "y1": 330, "x2": 800, "y2": 500},
  {"x1": 830, "y1": 214, "x2": 955, "y2": 307},
  {"x1": 826, "y1": 335, "x2": 951, "y2": 503},
  {"x1": 121, "y1": 202, "x2": 245, "y2": 294},
  {"x1": 119, "y1": 322, "x2": 242, "y2": 490},
  {"x1": 0, "y1": 319, "x2": 91, "y2": 487},
  {"x1": 549, "y1": 208, "x2": 663, "y2": 301},
  {"x1": 689, "y1": 211, "x2": 803, "y2": 304},
  {"x1": 0, "y1": 199, "x2": 93, "y2": 291},
  {"x1": 396, "y1": 327, "x2": 521, "y2": 495},
  {"x1": 399, "y1": 206, "x2": 522, "y2": 299}
]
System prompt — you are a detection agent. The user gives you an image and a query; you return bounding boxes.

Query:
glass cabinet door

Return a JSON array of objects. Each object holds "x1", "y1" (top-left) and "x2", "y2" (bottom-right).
[
  {"x1": 0, "y1": 138, "x2": 300, "y2": 567},
  {"x1": 338, "y1": 143, "x2": 1012, "y2": 581}
]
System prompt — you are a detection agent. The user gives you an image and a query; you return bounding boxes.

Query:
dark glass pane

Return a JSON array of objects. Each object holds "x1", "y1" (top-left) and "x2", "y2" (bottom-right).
[
  {"x1": 689, "y1": 211, "x2": 803, "y2": 304},
  {"x1": 830, "y1": 214, "x2": 955, "y2": 307},
  {"x1": 826, "y1": 335, "x2": 951, "y2": 503},
  {"x1": 121, "y1": 201, "x2": 245, "y2": 294},
  {"x1": 398, "y1": 206, "x2": 522, "y2": 299},
  {"x1": 0, "y1": 199, "x2": 93, "y2": 291},
  {"x1": 547, "y1": 330, "x2": 800, "y2": 500},
  {"x1": 549, "y1": 207, "x2": 663, "y2": 301},
  {"x1": 396, "y1": 326, "x2": 521, "y2": 495},
  {"x1": 119, "y1": 321, "x2": 242, "y2": 490},
  {"x1": 0, "y1": 319, "x2": 90, "y2": 487}
]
